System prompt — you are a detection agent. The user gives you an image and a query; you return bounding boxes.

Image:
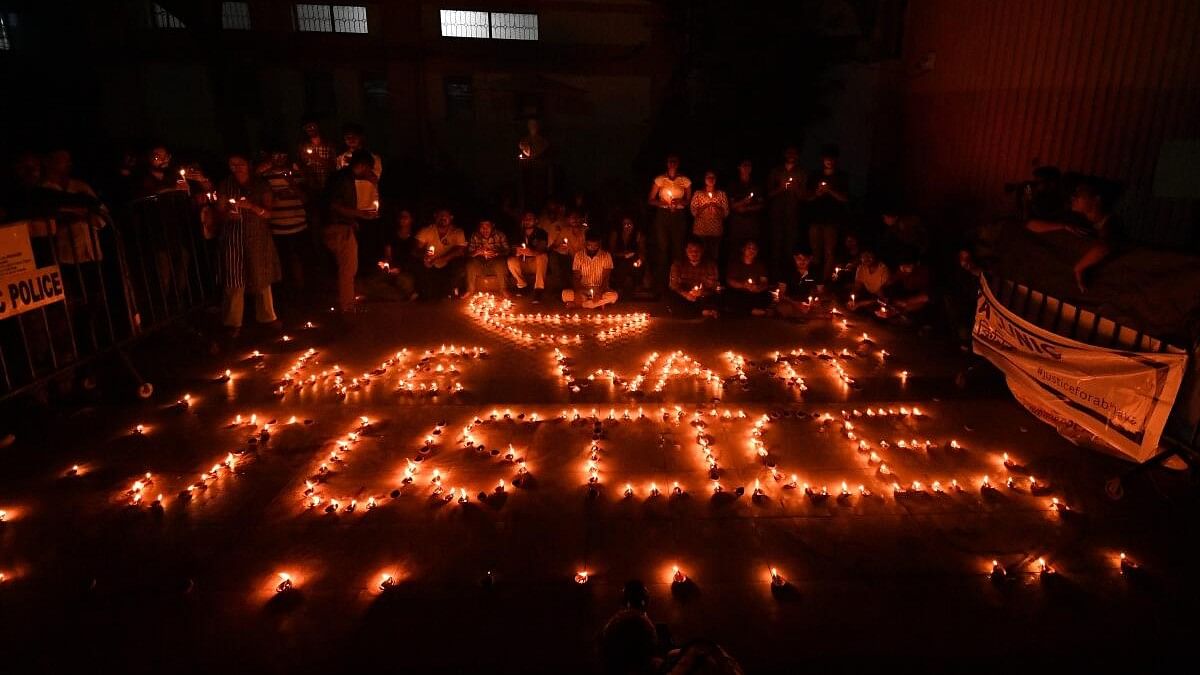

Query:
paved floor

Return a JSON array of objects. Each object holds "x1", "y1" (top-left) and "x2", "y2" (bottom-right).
[{"x1": 0, "y1": 297, "x2": 1196, "y2": 673}]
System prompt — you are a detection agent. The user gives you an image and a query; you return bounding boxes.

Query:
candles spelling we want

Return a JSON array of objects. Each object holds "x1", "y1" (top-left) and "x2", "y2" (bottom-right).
[{"x1": 68, "y1": 319, "x2": 1095, "y2": 599}]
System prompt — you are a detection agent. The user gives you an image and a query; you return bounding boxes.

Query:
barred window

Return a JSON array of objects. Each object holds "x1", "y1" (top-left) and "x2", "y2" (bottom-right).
[
  {"x1": 489, "y1": 12, "x2": 537, "y2": 41},
  {"x1": 0, "y1": 15, "x2": 10, "y2": 50},
  {"x1": 222, "y1": 2, "x2": 252, "y2": 30},
  {"x1": 439, "y1": 10, "x2": 489, "y2": 38},
  {"x1": 440, "y1": 9, "x2": 537, "y2": 40},
  {"x1": 332, "y1": 5, "x2": 368, "y2": 33},
  {"x1": 295, "y1": 4, "x2": 333, "y2": 32},
  {"x1": 152, "y1": 3, "x2": 186, "y2": 29},
  {"x1": 296, "y1": 5, "x2": 369, "y2": 33}
]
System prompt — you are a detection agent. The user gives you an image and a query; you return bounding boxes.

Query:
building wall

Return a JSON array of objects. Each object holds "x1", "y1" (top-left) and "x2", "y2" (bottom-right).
[{"x1": 897, "y1": 0, "x2": 1200, "y2": 246}]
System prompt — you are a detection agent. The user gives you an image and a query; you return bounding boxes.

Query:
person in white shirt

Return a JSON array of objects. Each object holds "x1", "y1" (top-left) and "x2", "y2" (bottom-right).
[
  {"x1": 414, "y1": 209, "x2": 468, "y2": 299},
  {"x1": 335, "y1": 122, "x2": 383, "y2": 262},
  {"x1": 847, "y1": 248, "x2": 890, "y2": 312},
  {"x1": 562, "y1": 230, "x2": 617, "y2": 309}
]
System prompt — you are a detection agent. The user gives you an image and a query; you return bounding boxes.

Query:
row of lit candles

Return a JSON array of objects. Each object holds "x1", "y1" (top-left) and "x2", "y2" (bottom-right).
[{"x1": 263, "y1": 550, "x2": 1146, "y2": 597}]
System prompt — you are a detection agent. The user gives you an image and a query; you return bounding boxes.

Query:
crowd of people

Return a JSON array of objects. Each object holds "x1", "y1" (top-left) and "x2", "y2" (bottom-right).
[{"x1": 2, "y1": 116, "x2": 1130, "y2": 355}]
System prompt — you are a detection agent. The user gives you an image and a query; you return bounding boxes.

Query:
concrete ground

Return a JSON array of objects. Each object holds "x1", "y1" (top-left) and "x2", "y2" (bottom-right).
[{"x1": 0, "y1": 296, "x2": 1197, "y2": 673}]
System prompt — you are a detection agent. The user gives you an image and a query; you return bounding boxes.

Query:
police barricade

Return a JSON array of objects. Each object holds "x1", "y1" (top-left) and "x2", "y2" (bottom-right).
[
  {"x1": 0, "y1": 190, "x2": 214, "y2": 402},
  {"x1": 981, "y1": 274, "x2": 1199, "y2": 498}
]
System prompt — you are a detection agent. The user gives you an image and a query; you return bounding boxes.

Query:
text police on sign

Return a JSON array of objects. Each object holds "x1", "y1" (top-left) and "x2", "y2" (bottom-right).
[{"x1": 0, "y1": 266, "x2": 66, "y2": 319}]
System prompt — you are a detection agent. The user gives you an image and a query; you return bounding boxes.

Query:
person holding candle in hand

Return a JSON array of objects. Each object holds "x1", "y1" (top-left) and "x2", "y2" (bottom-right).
[
  {"x1": 414, "y1": 208, "x2": 468, "y2": 299},
  {"x1": 549, "y1": 210, "x2": 588, "y2": 291},
  {"x1": 667, "y1": 237, "x2": 720, "y2": 319},
  {"x1": 465, "y1": 219, "x2": 511, "y2": 296},
  {"x1": 846, "y1": 247, "x2": 890, "y2": 313},
  {"x1": 210, "y1": 152, "x2": 281, "y2": 337},
  {"x1": 335, "y1": 122, "x2": 383, "y2": 264},
  {"x1": 323, "y1": 150, "x2": 380, "y2": 315},
  {"x1": 807, "y1": 143, "x2": 851, "y2": 288},
  {"x1": 774, "y1": 247, "x2": 820, "y2": 319},
  {"x1": 379, "y1": 209, "x2": 418, "y2": 300},
  {"x1": 723, "y1": 240, "x2": 771, "y2": 316},
  {"x1": 298, "y1": 117, "x2": 336, "y2": 198},
  {"x1": 609, "y1": 215, "x2": 649, "y2": 297},
  {"x1": 507, "y1": 211, "x2": 549, "y2": 303},
  {"x1": 562, "y1": 230, "x2": 617, "y2": 309},
  {"x1": 767, "y1": 146, "x2": 808, "y2": 281},
  {"x1": 727, "y1": 159, "x2": 763, "y2": 257},
  {"x1": 648, "y1": 154, "x2": 692, "y2": 291},
  {"x1": 690, "y1": 170, "x2": 729, "y2": 265}
]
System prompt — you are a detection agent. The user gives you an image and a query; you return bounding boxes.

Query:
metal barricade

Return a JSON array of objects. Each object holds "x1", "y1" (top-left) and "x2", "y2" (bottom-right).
[
  {"x1": 0, "y1": 191, "x2": 214, "y2": 402},
  {"x1": 988, "y1": 274, "x2": 1199, "y2": 496}
]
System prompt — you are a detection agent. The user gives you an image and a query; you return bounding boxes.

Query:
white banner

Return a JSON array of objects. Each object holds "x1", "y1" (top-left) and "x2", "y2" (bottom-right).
[{"x1": 973, "y1": 277, "x2": 1186, "y2": 463}]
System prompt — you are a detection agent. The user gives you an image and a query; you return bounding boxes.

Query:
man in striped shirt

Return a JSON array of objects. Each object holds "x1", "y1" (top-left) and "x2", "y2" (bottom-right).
[
  {"x1": 562, "y1": 230, "x2": 617, "y2": 309},
  {"x1": 261, "y1": 150, "x2": 311, "y2": 292}
]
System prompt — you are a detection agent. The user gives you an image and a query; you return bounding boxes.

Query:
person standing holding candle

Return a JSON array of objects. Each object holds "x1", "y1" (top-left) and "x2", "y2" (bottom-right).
[
  {"x1": 298, "y1": 117, "x2": 336, "y2": 227},
  {"x1": 323, "y1": 150, "x2": 377, "y2": 315},
  {"x1": 727, "y1": 159, "x2": 763, "y2": 256},
  {"x1": 767, "y1": 146, "x2": 807, "y2": 282},
  {"x1": 259, "y1": 147, "x2": 311, "y2": 295},
  {"x1": 806, "y1": 144, "x2": 850, "y2": 288},
  {"x1": 648, "y1": 154, "x2": 691, "y2": 291},
  {"x1": 210, "y1": 153, "x2": 281, "y2": 338},
  {"x1": 335, "y1": 123, "x2": 383, "y2": 265},
  {"x1": 690, "y1": 170, "x2": 729, "y2": 265}
]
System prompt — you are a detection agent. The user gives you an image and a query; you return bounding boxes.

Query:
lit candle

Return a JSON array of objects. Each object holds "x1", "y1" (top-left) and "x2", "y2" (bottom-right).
[
  {"x1": 990, "y1": 560, "x2": 1006, "y2": 581},
  {"x1": 379, "y1": 573, "x2": 398, "y2": 591},
  {"x1": 276, "y1": 572, "x2": 294, "y2": 593},
  {"x1": 574, "y1": 570, "x2": 589, "y2": 584},
  {"x1": 770, "y1": 567, "x2": 786, "y2": 587},
  {"x1": 672, "y1": 565, "x2": 687, "y2": 584}
]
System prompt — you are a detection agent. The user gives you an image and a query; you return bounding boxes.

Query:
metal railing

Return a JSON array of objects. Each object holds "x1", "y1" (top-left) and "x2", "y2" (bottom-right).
[
  {"x1": 0, "y1": 190, "x2": 215, "y2": 402},
  {"x1": 988, "y1": 274, "x2": 1199, "y2": 494}
]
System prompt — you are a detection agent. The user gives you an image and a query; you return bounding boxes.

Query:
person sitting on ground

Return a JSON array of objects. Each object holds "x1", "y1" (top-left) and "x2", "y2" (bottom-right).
[
  {"x1": 878, "y1": 253, "x2": 933, "y2": 324},
  {"x1": 773, "y1": 248, "x2": 820, "y2": 319},
  {"x1": 668, "y1": 237, "x2": 720, "y2": 319},
  {"x1": 414, "y1": 208, "x2": 467, "y2": 299},
  {"x1": 562, "y1": 230, "x2": 618, "y2": 309},
  {"x1": 831, "y1": 231, "x2": 863, "y2": 286},
  {"x1": 1025, "y1": 178, "x2": 1121, "y2": 292},
  {"x1": 465, "y1": 219, "x2": 510, "y2": 295},
  {"x1": 723, "y1": 240, "x2": 771, "y2": 316},
  {"x1": 846, "y1": 248, "x2": 890, "y2": 312},
  {"x1": 549, "y1": 210, "x2": 588, "y2": 289},
  {"x1": 609, "y1": 215, "x2": 649, "y2": 296},
  {"x1": 690, "y1": 170, "x2": 729, "y2": 264},
  {"x1": 378, "y1": 209, "x2": 418, "y2": 300},
  {"x1": 507, "y1": 210, "x2": 549, "y2": 303}
]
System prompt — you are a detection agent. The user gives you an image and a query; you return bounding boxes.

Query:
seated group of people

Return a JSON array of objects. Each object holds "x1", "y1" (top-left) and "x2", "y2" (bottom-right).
[{"x1": 379, "y1": 202, "x2": 934, "y2": 324}]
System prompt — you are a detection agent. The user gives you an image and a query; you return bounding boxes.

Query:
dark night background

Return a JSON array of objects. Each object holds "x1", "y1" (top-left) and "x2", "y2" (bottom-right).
[{"x1": 2, "y1": 0, "x2": 1194, "y2": 246}]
